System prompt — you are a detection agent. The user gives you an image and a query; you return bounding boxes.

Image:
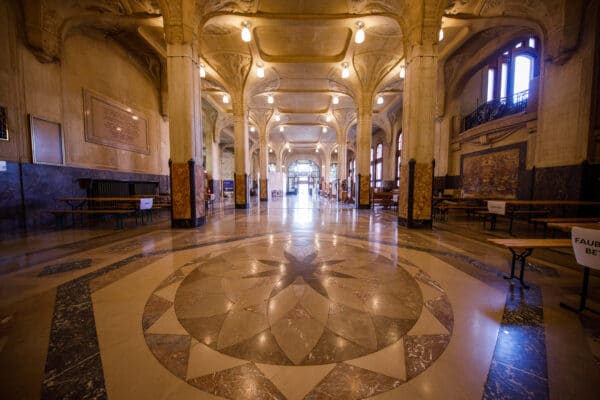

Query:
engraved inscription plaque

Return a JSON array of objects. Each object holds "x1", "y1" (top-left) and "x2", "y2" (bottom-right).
[{"x1": 83, "y1": 89, "x2": 150, "y2": 154}]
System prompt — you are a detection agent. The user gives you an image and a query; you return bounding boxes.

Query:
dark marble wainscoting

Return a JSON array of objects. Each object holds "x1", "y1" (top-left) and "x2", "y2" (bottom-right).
[
  {"x1": 532, "y1": 164, "x2": 583, "y2": 201},
  {"x1": 0, "y1": 162, "x2": 169, "y2": 239}
]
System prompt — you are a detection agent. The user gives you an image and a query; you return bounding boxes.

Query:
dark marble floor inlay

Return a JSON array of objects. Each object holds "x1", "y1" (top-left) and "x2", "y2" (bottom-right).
[
  {"x1": 38, "y1": 258, "x2": 93, "y2": 277},
  {"x1": 483, "y1": 285, "x2": 549, "y2": 400}
]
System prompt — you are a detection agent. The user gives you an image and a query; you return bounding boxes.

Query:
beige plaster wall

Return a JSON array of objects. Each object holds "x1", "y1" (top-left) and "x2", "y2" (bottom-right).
[
  {"x1": 221, "y1": 149, "x2": 234, "y2": 180},
  {"x1": 0, "y1": 3, "x2": 24, "y2": 162},
  {"x1": 534, "y1": 11, "x2": 597, "y2": 168},
  {"x1": 0, "y1": 5, "x2": 168, "y2": 176},
  {"x1": 60, "y1": 33, "x2": 168, "y2": 175}
]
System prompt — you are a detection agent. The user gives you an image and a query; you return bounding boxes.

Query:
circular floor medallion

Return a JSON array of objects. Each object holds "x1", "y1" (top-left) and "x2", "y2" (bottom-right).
[{"x1": 143, "y1": 235, "x2": 454, "y2": 398}]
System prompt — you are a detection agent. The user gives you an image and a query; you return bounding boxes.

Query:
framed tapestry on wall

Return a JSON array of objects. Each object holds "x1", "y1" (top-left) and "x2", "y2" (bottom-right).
[
  {"x1": 0, "y1": 105, "x2": 8, "y2": 141},
  {"x1": 30, "y1": 115, "x2": 64, "y2": 165}
]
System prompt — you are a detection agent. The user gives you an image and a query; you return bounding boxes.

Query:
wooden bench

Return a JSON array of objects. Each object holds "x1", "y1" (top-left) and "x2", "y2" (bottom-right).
[
  {"x1": 487, "y1": 238, "x2": 571, "y2": 288},
  {"x1": 530, "y1": 217, "x2": 600, "y2": 237},
  {"x1": 435, "y1": 203, "x2": 487, "y2": 221},
  {"x1": 49, "y1": 209, "x2": 135, "y2": 230},
  {"x1": 479, "y1": 210, "x2": 550, "y2": 234},
  {"x1": 372, "y1": 192, "x2": 394, "y2": 209}
]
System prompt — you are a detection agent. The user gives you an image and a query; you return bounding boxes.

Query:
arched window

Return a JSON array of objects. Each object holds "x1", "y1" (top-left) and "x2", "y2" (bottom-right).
[
  {"x1": 375, "y1": 143, "x2": 383, "y2": 188},
  {"x1": 464, "y1": 36, "x2": 539, "y2": 131},
  {"x1": 396, "y1": 132, "x2": 402, "y2": 187}
]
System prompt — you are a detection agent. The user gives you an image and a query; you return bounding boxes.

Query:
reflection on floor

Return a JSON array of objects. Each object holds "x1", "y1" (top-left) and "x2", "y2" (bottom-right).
[{"x1": 0, "y1": 192, "x2": 599, "y2": 399}]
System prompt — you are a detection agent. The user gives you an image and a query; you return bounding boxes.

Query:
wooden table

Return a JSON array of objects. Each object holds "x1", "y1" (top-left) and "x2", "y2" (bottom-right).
[
  {"x1": 56, "y1": 197, "x2": 156, "y2": 227},
  {"x1": 546, "y1": 222, "x2": 600, "y2": 232},
  {"x1": 488, "y1": 238, "x2": 571, "y2": 288},
  {"x1": 485, "y1": 200, "x2": 600, "y2": 235}
]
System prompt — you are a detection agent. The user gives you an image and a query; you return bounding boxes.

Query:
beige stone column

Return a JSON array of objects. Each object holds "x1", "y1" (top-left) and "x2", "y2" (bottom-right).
[
  {"x1": 165, "y1": 23, "x2": 205, "y2": 227},
  {"x1": 250, "y1": 109, "x2": 273, "y2": 202},
  {"x1": 398, "y1": 43, "x2": 437, "y2": 227},
  {"x1": 232, "y1": 104, "x2": 249, "y2": 208},
  {"x1": 356, "y1": 96, "x2": 373, "y2": 208}
]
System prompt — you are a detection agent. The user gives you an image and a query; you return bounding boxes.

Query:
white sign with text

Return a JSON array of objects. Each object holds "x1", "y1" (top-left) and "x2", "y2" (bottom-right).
[
  {"x1": 487, "y1": 201, "x2": 506, "y2": 216},
  {"x1": 571, "y1": 226, "x2": 600, "y2": 270}
]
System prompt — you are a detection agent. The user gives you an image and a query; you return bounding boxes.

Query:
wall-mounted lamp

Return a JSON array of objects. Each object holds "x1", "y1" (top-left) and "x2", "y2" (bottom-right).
[
  {"x1": 267, "y1": 94, "x2": 274, "y2": 104},
  {"x1": 222, "y1": 94, "x2": 230, "y2": 104},
  {"x1": 256, "y1": 62, "x2": 264, "y2": 78},
  {"x1": 199, "y1": 63, "x2": 206, "y2": 78},
  {"x1": 439, "y1": 28, "x2": 444, "y2": 41},
  {"x1": 399, "y1": 64, "x2": 406, "y2": 79},
  {"x1": 341, "y1": 62, "x2": 350, "y2": 79},
  {"x1": 376, "y1": 95, "x2": 384, "y2": 105},
  {"x1": 274, "y1": 113, "x2": 281, "y2": 122},
  {"x1": 241, "y1": 21, "x2": 251, "y2": 42},
  {"x1": 279, "y1": 126, "x2": 284, "y2": 132},
  {"x1": 355, "y1": 22, "x2": 365, "y2": 44},
  {"x1": 332, "y1": 95, "x2": 339, "y2": 105},
  {"x1": 322, "y1": 126, "x2": 328, "y2": 133}
]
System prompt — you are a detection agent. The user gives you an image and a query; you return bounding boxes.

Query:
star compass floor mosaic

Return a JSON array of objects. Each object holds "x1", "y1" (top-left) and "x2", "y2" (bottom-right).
[{"x1": 92, "y1": 232, "x2": 506, "y2": 399}]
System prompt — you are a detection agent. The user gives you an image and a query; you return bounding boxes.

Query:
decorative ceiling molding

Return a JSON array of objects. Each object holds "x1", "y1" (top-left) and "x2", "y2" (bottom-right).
[
  {"x1": 353, "y1": 51, "x2": 400, "y2": 93},
  {"x1": 347, "y1": 0, "x2": 399, "y2": 15},
  {"x1": 202, "y1": 0, "x2": 257, "y2": 16},
  {"x1": 205, "y1": 51, "x2": 252, "y2": 94}
]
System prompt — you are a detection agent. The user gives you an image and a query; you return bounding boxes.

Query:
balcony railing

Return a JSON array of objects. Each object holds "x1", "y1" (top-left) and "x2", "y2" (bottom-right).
[{"x1": 463, "y1": 90, "x2": 529, "y2": 131}]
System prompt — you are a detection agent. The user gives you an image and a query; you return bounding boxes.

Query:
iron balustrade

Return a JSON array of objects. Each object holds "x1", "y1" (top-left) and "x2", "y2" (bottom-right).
[{"x1": 463, "y1": 90, "x2": 529, "y2": 131}]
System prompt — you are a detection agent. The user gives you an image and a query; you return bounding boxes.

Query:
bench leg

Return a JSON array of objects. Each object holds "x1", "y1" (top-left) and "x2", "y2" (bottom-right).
[
  {"x1": 560, "y1": 267, "x2": 600, "y2": 314},
  {"x1": 115, "y1": 215, "x2": 124, "y2": 230},
  {"x1": 504, "y1": 248, "x2": 532, "y2": 289}
]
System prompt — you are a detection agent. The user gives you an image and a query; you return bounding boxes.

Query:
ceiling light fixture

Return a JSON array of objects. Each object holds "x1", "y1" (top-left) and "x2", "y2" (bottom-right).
[
  {"x1": 199, "y1": 63, "x2": 206, "y2": 78},
  {"x1": 222, "y1": 94, "x2": 230, "y2": 104},
  {"x1": 355, "y1": 22, "x2": 365, "y2": 44},
  {"x1": 332, "y1": 95, "x2": 339, "y2": 105},
  {"x1": 341, "y1": 62, "x2": 350, "y2": 79},
  {"x1": 241, "y1": 21, "x2": 251, "y2": 42},
  {"x1": 376, "y1": 95, "x2": 384, "y2": 105},
  {"x1": 267, "y1": 94, "x2": 274, "y2": 104},
  {"x1": 439, "y1": 28, "x2": 444, "y2": 41},
  {"x1": 256, "y1": 62, "x2": 264, "y2": 78}
]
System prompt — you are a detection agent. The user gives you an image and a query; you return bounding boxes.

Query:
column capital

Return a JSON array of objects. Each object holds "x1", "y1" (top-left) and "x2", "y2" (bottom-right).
[{"x1": 159, "y1": 0, "x2": 198, "y2": 46}]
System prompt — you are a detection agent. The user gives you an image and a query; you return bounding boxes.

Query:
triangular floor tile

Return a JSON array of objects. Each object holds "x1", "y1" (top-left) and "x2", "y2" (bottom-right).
[
  {"x1": 145, "y1": 334, "x2": 191, "y2": 379},
  {"x1": 142, "y1": 294, "x2": 173, "y2": 331},
  {"x1": 346, "y1": 339, "x2": 407, "y2": 381},
  {"x1": 304, "y1": 363, "x2": 402, "y2": 399},
  {"x1": 186, "y1": 339, "x2": 247, "y2": 380},
  {"x1": 255, "y1": 363, "x2": 336, "y2": 400},
  {"x1": 154, "y1": 281, "x2": 181, "y2": 303},
  {"x1": 404, "y1": 334, "x2": 451, "y2": 379},
  {"x1": 406, "y1": 306, "x2": 449, "y2": 336},
  {"x1": 188, "y1": 362, "x2": 285, "y2": 399},
  {"x1": 146, "y1": 306, "x2": 189, "y2": 336}
]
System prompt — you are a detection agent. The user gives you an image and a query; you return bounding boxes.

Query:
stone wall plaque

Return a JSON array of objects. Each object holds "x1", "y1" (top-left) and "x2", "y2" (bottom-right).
[
  {"x1": 83, "y1": 88, "x2": 150, "y2": 154},
  {"x1": 30, "y1": 116, "x2": 64, "y2": 165}
]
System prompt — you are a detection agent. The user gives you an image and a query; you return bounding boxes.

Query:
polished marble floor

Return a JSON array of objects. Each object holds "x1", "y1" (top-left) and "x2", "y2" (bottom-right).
[{"x1": 0, "y1": 189, "x2": 599, "y2": 399}]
